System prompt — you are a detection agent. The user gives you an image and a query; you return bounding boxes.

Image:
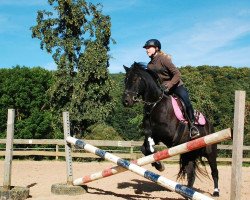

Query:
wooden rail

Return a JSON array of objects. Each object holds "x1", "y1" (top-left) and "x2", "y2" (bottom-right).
[{"x1": 0, "y1": 139, "x2": 249, "y2": 162}]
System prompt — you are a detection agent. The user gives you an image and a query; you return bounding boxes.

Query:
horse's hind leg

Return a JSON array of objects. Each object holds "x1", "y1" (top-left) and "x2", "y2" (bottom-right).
[
  {"x1": 185, "y1": 160, "x2": 196, "y2": 188},
  {"x1": 179, "y1": 154, "x2": 196, "y2": 188},
  {"x1": 178, "y1": 154, "x2": 196, "y2": 200},
  {"x1": 206, "y1": 147, "x2": 219, "y2": 196}
]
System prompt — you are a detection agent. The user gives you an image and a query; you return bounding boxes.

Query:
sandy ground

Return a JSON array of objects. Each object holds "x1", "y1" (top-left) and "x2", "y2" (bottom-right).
[{"x1": 0, "y1": 160, "x2": 249, "y2": 200}]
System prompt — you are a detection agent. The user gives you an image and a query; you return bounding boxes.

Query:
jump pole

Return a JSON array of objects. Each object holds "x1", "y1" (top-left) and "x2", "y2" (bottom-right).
[
  {"x1": 73, "y1": 128, "x2": 231, "y2": 185},
  {"x1": 67, "y1": 137, "x2": 214, "y2": 200}
]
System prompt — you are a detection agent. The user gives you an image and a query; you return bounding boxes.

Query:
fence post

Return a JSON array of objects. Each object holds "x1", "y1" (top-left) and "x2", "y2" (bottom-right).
[
  {"x1": 130, "y1": 141, "x2": 133, "y2": 160},
  {"x1": 63, "y1": 112, "x2": 73, "y2": 185},
  {"x1": 56, "y1": 144, "x2": 59, "y2": 160},
  {"x1": 230, "y1": 90, "x2": 245, "y2": 200},
  {"x1": 3, "y1": 109, "x2": 15, "y2": 191}
]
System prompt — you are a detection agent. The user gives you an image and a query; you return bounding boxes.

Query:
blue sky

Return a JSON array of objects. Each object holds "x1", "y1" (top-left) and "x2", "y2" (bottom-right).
[{"x1": 0, "y1": 0, "x2": 250, "y2": 73}]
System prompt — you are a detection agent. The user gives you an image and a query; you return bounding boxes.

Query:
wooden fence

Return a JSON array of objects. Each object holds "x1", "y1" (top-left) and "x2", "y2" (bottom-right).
[{"x1": 0, "y1": 139, "x2": 249, "y2": 162}]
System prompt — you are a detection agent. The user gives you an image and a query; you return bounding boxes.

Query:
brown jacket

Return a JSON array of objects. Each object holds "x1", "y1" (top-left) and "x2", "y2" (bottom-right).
[{"x1": 147, "y1": 53, "x2": 183, "y2": 90}]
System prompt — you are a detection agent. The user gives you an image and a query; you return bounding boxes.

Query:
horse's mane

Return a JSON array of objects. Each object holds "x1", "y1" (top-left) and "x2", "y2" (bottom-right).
[{"x1": 131, "y1": 62, "x2": 161, "y2": 86}]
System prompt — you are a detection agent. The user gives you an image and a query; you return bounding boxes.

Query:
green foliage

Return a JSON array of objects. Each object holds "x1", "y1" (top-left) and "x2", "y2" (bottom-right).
[
  {"x1": 84, "y1": 123, "x2": 123, "y2": 140},
  {"x1": 106, "y1": 73, "x2": 144, "y2": 140},
  {"x1": 196, "y1": 66, "x2": 249, "y2": 133},
  {"x1": 245, "y1": 101, "x2": 250, "y2": 146},
  {"x1": 0, "y1": 66, "x2": 53, "y2": 139},
  {"x1": 31, "y1": 0, "x2": 115, "y2": 136},
  {"x1": 179, "y1": 66, "x2": 250, "y2": 138},
  {"x1": 0, "y1": 65, "x2": 248, "y2": 145},
  {"x1": 180, "y1": 66, "x2": 219, "y2": 125}
]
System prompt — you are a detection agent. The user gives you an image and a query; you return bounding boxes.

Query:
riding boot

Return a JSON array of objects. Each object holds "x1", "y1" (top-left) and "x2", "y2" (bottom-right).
[{"x1": 190, "y1": 121, "x2": 200, "y2": 139}]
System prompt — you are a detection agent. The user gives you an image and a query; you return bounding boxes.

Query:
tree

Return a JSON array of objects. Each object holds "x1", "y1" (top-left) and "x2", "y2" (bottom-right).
[
  {"x1": 0, "y1": 66, "x2": 52, "y2": 139},
  {"x1": 31, "y1": 0, "x2": 115, "y2": 137}
]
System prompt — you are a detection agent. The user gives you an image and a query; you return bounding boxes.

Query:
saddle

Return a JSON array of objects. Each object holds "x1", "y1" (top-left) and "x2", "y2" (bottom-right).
[
  {"x1": 170, "y1": 95, "x2": 206, "y2": 145},
  {"x1": 171, "y1": 96, "x2": 206, "y2": 125}
]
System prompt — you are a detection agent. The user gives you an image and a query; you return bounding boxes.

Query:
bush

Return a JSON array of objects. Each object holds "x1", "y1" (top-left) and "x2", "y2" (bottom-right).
[{"x1": 84, "y1": 123, "x2": 123, "y2": 140}]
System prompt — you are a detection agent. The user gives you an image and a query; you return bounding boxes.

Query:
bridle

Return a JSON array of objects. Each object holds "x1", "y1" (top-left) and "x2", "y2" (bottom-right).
[
  {"x1": 124, "y1": 88, "x2": 165, "y2": 106},
  {"x1": 124, "y1": 66, "x2": 166, "y2": 117}
]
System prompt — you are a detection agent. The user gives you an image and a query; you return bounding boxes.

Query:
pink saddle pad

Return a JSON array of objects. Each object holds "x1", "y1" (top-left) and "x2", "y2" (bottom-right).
[{"x1": 171, "y1": 96, "x2": 206, "y2": 125}]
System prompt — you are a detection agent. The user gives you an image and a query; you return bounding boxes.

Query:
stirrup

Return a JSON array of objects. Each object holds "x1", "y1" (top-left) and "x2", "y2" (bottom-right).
[{"x1": 190, "y1": 126, "x2": 200, "y2": 139}]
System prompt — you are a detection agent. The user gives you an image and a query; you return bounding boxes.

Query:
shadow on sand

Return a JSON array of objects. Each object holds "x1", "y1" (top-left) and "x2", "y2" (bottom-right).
[{"x1": 87, "y1": 179, "x2": 188, "y2": 200}]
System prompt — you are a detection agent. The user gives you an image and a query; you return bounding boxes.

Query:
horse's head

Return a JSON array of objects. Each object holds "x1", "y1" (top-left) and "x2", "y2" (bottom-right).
[
  {"x1": 122, "y1": 62, "x2": 147, "y2": 107},
  {"x1": 122, "y1": 62, "x2": 161, "y2": 107}
]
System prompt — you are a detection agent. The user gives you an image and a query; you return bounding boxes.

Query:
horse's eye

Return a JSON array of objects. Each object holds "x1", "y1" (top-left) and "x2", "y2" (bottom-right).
[{"x1": 133, "y1": 77, "x2": 140, "y2": 82}]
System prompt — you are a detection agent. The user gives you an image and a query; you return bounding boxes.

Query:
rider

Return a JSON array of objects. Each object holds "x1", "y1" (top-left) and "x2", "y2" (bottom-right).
[{"x1": 143, "y1": 39, "x2": 199, "y2": 139}]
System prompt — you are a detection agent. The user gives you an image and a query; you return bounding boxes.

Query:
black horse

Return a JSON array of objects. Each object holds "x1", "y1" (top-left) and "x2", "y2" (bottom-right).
[{"x1": 122, "y1": 62, "x2": 219, "y2": 197}]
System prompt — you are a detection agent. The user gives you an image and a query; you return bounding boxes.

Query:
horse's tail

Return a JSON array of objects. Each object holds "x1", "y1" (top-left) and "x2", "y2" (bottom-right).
[{"x1": 177, "y1": 152, "x2": 209, "y2": 181}]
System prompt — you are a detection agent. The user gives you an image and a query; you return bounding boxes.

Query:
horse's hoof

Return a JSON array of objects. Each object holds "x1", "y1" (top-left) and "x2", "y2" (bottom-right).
[
  {"x1": 152, "y1": 162, "x2": 165, "y2": 172},
  {"x1": 212, "y1": 188, "x2": 220, "y2": 197},
  {"x1": 212, "y1": 191, "x2": 219, "y2": 197}
]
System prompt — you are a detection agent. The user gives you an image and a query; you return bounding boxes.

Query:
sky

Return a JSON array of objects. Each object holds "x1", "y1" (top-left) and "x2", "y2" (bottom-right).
[{"x1": 0, "y1": 0, "x2": 250, "y2": 73}]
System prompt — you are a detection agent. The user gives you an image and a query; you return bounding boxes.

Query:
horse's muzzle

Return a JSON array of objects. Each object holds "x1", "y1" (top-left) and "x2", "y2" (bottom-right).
[{"x1": 122, "y1": 94, "x2": 135, "y2": 107}]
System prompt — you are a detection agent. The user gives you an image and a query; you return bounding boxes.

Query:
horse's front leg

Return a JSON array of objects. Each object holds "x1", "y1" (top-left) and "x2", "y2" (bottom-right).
[{"x1": 141, "y1": 116, "x2": 165, "y2": 172}]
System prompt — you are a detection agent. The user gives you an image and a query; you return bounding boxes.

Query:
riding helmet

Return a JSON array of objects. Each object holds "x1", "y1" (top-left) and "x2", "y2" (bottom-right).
[{"x1": 143, "y1": 39, "x2": 161, "y2": 49}]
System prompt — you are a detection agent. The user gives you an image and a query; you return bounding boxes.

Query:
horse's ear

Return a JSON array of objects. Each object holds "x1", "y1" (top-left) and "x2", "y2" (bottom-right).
[{"x1": 123, "y1": 65, "x2": 130, "y2": 72}]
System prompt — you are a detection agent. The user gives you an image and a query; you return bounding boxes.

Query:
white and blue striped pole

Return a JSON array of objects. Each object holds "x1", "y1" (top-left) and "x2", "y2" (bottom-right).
[
  {"x1": 72, "y1": 128, "x2": 231, "y2": 185},
  {"x1": 67, "y1": 136, "x2": 214, "y2": 200}
]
